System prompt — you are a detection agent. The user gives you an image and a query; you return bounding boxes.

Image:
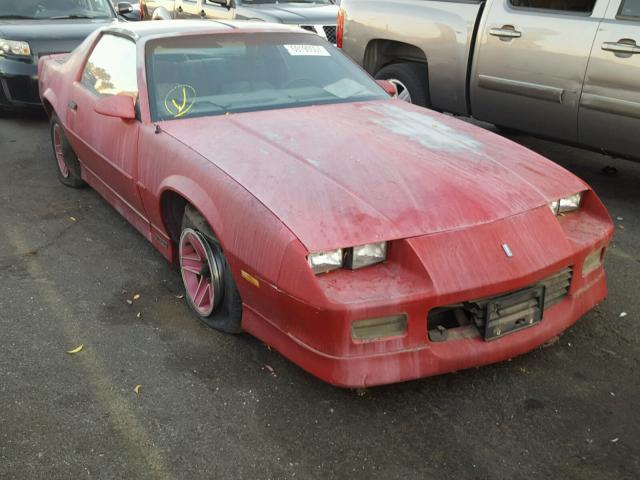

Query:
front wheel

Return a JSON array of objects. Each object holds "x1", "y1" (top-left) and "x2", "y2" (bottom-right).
[
  {"x1": 179, "y1": 206, "x2": 242, "y2": 333},
  {"x1": 375, "y1": 62, "x2": 431, "y2": 108},
  {"x1": 50, "y1": 114, "x2": 85, "y2": 188}
]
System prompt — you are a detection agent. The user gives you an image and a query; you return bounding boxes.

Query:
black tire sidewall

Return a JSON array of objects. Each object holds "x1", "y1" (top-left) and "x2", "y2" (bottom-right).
[
  {"x1": 50, "y1": 114, "x2": 85, "y2": 188},
  {"x1": 375, "y1": 62, "x2": 430, "y2": 108},
  {"x1": 181, "y1": 207, "x2": 242, "y2": 333}
]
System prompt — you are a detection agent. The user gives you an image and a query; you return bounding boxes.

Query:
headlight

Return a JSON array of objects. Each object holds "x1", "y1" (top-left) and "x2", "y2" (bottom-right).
[
  {"x1": 0, "y1": 39, "x2": 31, "y2": 57},
  {"x1": 307, "y1": 248, "x2": 343, "y2": 275},
  {"x1": 549, "y1": 192, "x2": 583, "y2": 216},
  {"x1": 307, "y1": 241, "x2": 388, "y2": 274},
  {"x1": 345, "y1": 242, "x2": 387, "y2": 270}
]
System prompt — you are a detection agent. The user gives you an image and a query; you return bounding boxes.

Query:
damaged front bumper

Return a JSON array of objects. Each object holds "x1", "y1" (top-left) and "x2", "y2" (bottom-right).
[{"x1": 241, "y1": 192, "x2": 614, "y2": 388}]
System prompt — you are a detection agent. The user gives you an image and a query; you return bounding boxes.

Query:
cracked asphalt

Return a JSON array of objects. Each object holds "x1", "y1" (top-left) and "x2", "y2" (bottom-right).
[{"x1": 0, "y1": 111, "x2": 639, "y2": 479}]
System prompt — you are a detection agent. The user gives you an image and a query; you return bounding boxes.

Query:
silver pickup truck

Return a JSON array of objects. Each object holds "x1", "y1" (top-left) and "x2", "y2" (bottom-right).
[
  {"x1": 339, "y1": 0, "x2": 640, "y2": 161},
  {"x1": 142, "y1": 0, "x2": 339, "y2": 43}
]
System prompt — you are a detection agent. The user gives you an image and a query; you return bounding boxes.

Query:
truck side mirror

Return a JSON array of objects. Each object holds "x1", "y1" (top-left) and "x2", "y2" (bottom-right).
[{"x1": 117, "y1": 2, "x2": 134, "y2": 14}]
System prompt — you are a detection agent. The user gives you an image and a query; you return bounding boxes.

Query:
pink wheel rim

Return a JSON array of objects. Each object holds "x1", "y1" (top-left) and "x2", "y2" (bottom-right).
[
  {"x1": 53, "y1": 124, "x2": 70, "y2": 179},
  {"x1": 180, "y1": 229, "x2": 216, "y2": 316}
]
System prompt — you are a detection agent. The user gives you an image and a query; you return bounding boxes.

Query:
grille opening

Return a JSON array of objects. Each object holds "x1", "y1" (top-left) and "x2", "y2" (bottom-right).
[
  {"x1": 323, "y1": 26, "x2": 337, "y2": 44},
  {"x1": 428, "y1": 306, "x2": 478, "y2": 342},
  {"x1": 428, "y1": 267, "x2": 573, "y2": 343}
]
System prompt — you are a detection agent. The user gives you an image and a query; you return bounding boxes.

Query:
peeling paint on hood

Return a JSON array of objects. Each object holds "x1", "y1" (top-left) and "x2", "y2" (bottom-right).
[
  {"x1": 160, "y1": 99, "x2": 587, "y2": 252},
  {"x1": 364, "y1": 103, "x2": 481, "y2": 152}
]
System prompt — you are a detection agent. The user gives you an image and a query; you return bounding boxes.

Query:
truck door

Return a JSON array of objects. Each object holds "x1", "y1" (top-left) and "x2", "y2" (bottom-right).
[
  {"x1": 470, "y1": 0, "x2": 606, "y2": 142},
  {"x1": 200, "y1": 0, "x2": 235, "y2": 19},
  {"x1": 578, "y1": 0, "x2": 640, "y2": 159},
  {"x1": 175, "y1": 0, "x2": 201, "y2": 18}
]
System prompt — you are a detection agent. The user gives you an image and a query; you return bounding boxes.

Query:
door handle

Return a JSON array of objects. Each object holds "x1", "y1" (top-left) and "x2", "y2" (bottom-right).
[
  {"x1": 489, "y1": 26, "x2": 522, "y2": 39},
  {"x1": 602, "y1": 40, "x2": 640, "y2": 55},
  {"x1": 68, "y1": 100, "x2": 77, "y2": 111}
]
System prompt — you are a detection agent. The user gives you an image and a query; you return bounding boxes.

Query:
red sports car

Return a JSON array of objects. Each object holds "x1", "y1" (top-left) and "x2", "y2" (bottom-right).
[{"x1": 39, "y1": 21, "x2": 613, "y2": 387}]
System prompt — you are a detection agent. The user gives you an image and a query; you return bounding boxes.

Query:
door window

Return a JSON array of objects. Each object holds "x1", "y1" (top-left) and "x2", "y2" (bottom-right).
[
  {"x1": 509, "y1": 0, "x2": 596, "y2": 13},
  {"x1": 618, "y1": 0, "x2": 640, "y2": 19},
  {"x1": 81, "y1": 34, "x2": 138, "y2": 98}
]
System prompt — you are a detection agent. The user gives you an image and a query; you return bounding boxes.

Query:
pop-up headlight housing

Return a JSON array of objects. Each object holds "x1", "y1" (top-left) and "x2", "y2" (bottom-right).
[
  {"x1": 307, "y1": 242, "x2": 388, "y2": 274},
  {"x1": 549, "y1": 192, "x2": 583, "y2": 216}
]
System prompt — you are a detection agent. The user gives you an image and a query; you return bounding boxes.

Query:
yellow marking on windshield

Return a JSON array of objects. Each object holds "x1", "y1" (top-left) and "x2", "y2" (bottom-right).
[{"x1": 164, "y1": 84, "x2": 196, "y2": 118}]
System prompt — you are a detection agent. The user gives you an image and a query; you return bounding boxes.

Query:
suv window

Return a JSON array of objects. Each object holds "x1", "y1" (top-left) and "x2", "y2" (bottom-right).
[
  {"x1": 509, "y1": 0, "x2": 596, "y2": 13},
  {"x1": 619, "y1": 0, "x2": 640, "y2": 18},
  {"x1": 81, "y1": 34, "x2": 138, "y2": 98}
]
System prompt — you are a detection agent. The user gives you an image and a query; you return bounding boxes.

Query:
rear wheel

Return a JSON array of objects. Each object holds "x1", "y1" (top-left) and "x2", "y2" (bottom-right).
[
  {"x1": 50, "y1": 114, "x2": 85, "y2": 188},
  {"x1": 375, "y1": 62, "x2": 431, "y2": 108},
  {"x1": 179, "y1": 205, "x2": 242, "y2": 333}
]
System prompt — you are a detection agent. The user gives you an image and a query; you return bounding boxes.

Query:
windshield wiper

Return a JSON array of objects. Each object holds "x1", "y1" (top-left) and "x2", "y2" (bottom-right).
[
  {"x1": 0, "y1": 15, "x2": 37, "y2": 19},
  {"x1": 50, "y1": 14, "x2": 107, "y2": 19}
]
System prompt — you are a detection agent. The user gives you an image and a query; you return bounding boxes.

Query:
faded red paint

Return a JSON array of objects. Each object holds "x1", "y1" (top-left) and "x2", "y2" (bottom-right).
[{"x1": 39, "y1": 22, "x2": 614, "y2": 388}]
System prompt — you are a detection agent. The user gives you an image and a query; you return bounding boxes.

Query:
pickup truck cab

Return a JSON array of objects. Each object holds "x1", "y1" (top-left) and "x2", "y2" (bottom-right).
[
  {"x1": 339, "y1": 0, "x2": 640, "y2": 161},
  {"x1": 142, "y1": 0, "x2": 339, "y2": 43}
]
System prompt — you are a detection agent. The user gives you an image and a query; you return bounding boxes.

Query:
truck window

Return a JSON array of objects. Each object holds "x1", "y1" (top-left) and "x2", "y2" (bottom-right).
[
  {"x1": 618, "y1": 0, "x2": 640, "y2": 19},
  {"x1": 509, "y1": 0, "x2": 596, "y2": 13}
]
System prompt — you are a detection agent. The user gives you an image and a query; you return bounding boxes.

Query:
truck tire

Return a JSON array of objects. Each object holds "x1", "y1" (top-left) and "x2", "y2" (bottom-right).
[{"x1": 375, "y1": 62, "x2": 431, "y2": 108}]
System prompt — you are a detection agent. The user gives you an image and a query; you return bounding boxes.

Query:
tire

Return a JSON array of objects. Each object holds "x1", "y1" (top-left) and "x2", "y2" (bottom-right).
[
  {"x1": 375, "y1": 62, "x2": 431, "y2": 108},
  {"x1": 50, "y1": 114, "x2": 85, "y2": 188},
  {"x1": 495, "y1": 124, "x2": 520, "y2": 136},
  {"x1": 179, "y1": 205, "x2": 242, "y2": 333}
]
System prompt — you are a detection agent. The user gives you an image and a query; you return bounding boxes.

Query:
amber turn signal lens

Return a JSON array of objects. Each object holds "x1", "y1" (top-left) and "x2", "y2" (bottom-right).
[{"x1": 582, "y1": 248, "x2": 605, "y2": 276}]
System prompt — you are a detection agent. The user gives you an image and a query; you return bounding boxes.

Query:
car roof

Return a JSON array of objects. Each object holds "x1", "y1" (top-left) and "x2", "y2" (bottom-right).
[{"x1": 103, "y1": 19, "x2": 313, "y2": 41}]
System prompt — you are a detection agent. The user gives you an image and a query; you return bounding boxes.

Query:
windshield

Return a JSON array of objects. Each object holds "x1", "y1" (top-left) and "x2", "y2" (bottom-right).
[
  {"x1": 0, "y1": 0, "x2": 114, "y2": 19},
  {"x1": 146, "y1": 32, "x2": 387, "y2": 121}
]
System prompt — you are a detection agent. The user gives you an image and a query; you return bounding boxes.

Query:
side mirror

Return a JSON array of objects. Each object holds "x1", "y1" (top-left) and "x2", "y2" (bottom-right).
[
  {"x1": 118, "y1": 2, "x2": 134, "y2": 14},
  {"x1": 376, "y1": 80, "x2": 397, "y2": 97},
  {"x1": 94, "y1": 95, "x2": 136, "y2": 120}
]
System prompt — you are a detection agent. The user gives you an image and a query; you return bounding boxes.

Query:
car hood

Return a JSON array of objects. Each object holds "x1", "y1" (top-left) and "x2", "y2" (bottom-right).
[
  {"x1": 0, "y1": 19, "x2": 117, "y2": 57},
  {"x1": 161, "y1": 100, "x2": 587, "y2": 252},
  {"x1": 236, "y1": 3, "x2": 338, "y2": 24}
]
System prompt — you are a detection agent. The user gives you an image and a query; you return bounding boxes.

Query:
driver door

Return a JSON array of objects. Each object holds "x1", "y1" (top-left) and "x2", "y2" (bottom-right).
[{"x1": 64, "y1": 33, "x2": 149, "y2": 231}]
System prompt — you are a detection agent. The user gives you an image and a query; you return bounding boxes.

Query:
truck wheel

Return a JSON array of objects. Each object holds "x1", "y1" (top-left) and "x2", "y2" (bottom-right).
[
  {"x1": 179, "y1": 205, "x2": 243, "y2": 334},
  {"x1": 375, "y1": 62, "x2": 430, "y2": 108},
  {"x1": 50, "y1": 114, "x2": 86, "y2": 188}
]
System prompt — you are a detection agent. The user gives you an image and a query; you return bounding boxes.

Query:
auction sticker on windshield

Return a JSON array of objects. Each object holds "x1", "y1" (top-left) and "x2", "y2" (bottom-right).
[{"x1": 284, "y1": 45, "x2": 330, "y2": 56}]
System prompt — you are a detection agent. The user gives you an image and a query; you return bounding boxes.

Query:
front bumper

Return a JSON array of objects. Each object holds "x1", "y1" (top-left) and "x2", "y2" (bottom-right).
[
  {"x1": 239, "y1": 192, "x2": 614, "y2": 388},
  {"x1": 0, "y1": 58, "x2": 40, "y2": 108},
  {"x1": 244, "y1": 267, "x2": 607, "y2": 387}
]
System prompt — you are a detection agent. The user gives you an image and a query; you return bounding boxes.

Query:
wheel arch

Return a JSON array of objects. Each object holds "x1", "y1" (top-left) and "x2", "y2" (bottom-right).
[
  {"x1": 41, "y1": 88, "x2": 57, "y2": 118},
  {"x1": 158, "y1": 177, "x2": 224, "y2": 250},
  {"x1": 363, "y1": 39, "x2": 429, "y2": 76}
]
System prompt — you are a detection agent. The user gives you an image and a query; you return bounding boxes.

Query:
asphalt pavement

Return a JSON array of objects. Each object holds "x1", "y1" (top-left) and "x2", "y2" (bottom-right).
[{"x1": 0, "y1": 111, "x2": 638, "y2": 479}]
